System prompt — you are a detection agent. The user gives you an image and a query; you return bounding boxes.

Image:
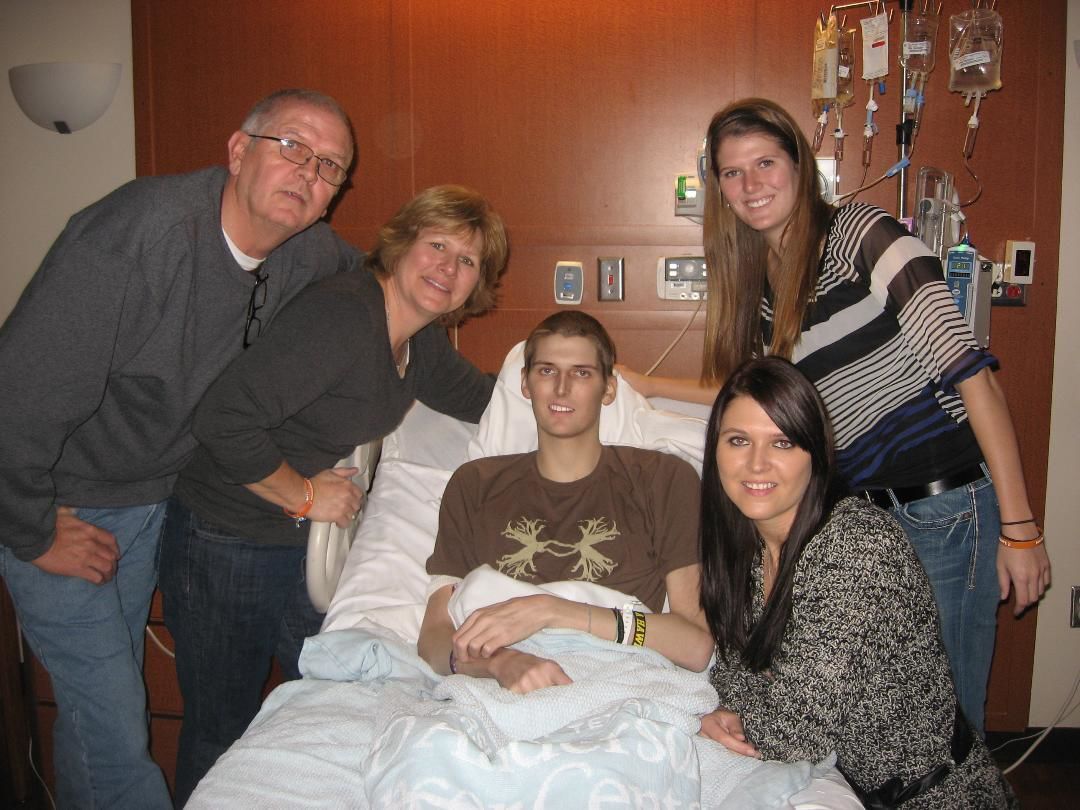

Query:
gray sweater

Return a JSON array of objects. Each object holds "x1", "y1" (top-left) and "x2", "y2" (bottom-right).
[
  {"x1": 174, "y1": 269, "x2": 495, "y2": 545},
  {"x1": 0, "y1": 167, "x2": 359, "y2": 560}
]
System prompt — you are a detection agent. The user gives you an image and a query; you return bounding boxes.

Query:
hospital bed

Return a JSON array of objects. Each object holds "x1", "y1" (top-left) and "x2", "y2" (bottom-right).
[{"x1": 186, "y1": 344, "x2": 862, "y2": 809}]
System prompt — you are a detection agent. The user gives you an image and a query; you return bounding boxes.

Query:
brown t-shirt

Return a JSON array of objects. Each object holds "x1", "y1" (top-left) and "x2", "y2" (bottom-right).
[{"x1": 427, "y1": 445, "x2": 701, "y2": 612}]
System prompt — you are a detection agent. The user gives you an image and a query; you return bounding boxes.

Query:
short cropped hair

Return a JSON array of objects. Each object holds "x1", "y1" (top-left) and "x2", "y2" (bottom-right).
[
  {"x1": 523, "y1": 311, "x2": 616, "y2": 380},
  {"x1": 241, "y1": 89, "x2": 355, "y2": 167},
  {"x1": 364, "y1": 185, "x2": 510, "y2": 325}
]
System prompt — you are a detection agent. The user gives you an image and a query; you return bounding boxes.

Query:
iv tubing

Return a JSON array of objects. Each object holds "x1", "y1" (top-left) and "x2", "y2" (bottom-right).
[
  {"x1": 958, "y1": 93, "x2": 984, "y2": 207},
  {"x1": 644, "y1": 299, "x2": 704, "y2": 377},
  {"x1": 836, "y1": 157, "x2": 910, "y2": 202}
]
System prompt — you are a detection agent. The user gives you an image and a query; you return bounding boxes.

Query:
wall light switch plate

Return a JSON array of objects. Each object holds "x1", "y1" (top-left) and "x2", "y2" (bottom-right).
[
  {"x1": 598, "y1": 257, "x2": 624, "y2": 301},
  {"x1": 1004, "y1": 240, "x2": 1035, "y2": 285}
]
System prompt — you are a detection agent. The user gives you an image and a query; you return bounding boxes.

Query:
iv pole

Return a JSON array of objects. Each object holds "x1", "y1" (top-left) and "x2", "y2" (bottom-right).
[
  {"x1": 896, "y1": 0, "x2": 914, "y2": 220},
  {"x1": 827, "y1": 0, "x2": 914, "y2": 220}
]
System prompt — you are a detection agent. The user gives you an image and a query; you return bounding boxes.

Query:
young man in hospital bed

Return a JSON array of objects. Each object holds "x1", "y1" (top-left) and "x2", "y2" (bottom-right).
[
  {"x1": 417, "y1": 310, "x2": 715, "y2": 687},
  {"x1": 185, "y1": 311, "x2": 861, "y2": 808}
]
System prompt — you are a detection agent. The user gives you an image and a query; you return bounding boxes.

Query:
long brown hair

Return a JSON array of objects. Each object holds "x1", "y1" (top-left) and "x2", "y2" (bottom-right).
[{"x1": 701, "y1": 99, "x2": 833, "y2": 384}]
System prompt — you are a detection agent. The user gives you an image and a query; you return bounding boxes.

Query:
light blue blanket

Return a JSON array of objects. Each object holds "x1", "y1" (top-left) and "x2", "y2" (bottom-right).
[{"x1": 189, "y1": 626, "x2": 819, "y2": 809}]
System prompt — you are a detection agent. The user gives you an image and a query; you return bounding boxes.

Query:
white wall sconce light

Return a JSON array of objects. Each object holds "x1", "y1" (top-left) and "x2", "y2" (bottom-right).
[{"x1": 8, "y1": 61, "x2": 122, "y2": 134}]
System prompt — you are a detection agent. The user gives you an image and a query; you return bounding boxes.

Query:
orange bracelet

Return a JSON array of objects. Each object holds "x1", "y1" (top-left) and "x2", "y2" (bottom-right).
[
  {"x1": 998, "y1": 529, "x2": 1044, "y2": 549},
  {"x1": 283, "y1": 477, "x2": 315, "y2": 524}
]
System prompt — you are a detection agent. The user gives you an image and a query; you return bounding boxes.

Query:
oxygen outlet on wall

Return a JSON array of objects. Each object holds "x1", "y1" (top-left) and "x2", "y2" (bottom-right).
[{"x1": 554, "y1": 261, "x2": 584, "y2": 305}]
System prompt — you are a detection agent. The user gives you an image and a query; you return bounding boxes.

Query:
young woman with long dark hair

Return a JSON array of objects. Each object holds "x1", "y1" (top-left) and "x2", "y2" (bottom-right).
[{"x1": 698, "y1": 357, "x2": 1014, "y2": 808}]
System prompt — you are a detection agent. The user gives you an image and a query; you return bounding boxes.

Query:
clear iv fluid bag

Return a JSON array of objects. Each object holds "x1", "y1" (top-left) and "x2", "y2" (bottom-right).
[
  {"x1": 836, "y1": 29, "x2": 857, "y2": 109},
  {"x1": 901, "y1": 12, "x2": 939, "y2": 76},
  {"x1": 949, "y1": 9, "x2": 1003, "y2": 95}
]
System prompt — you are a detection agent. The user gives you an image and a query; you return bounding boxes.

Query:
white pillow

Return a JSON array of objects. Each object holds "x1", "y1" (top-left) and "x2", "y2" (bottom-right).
[{"x1": 468, "y1": 341, "x2": 707, "y2": 474}]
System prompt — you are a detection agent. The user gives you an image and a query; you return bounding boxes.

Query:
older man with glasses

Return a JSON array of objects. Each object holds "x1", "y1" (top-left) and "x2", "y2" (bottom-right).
[{"x1": 0, "y1": 88, "x2": 360, "y2": 809}]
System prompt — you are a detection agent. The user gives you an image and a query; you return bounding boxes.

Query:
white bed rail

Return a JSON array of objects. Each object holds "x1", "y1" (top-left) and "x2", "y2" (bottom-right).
[{"x1": 305, "y1": 440, "x2": 381, "y2": 612}]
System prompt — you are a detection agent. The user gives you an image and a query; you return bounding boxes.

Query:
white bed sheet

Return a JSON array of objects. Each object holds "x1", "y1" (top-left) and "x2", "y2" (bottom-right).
[{"x1": 194, "y1": 348, "x2": 860, "y2": 809}]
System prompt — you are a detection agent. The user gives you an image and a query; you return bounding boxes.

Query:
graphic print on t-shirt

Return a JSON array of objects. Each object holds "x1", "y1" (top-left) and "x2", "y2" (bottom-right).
[{"x1": 497, "y1": 516, "x2": 621, "y2": 581}]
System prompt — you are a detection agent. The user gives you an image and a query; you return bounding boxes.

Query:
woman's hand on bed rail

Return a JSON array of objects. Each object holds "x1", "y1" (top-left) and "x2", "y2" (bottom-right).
[
  {"x1": 244, "y1": 461, "x2": 364, "y2": 528},
  {"x1": 699, "y1": 708, "x2": 761, "y2": 759},
  {"x1": 307, "y1": 468, "x2": 365, "y2": 528}
]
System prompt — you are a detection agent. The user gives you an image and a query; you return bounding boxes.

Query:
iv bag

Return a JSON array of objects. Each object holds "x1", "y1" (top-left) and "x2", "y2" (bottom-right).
[
  {"x1": 861, "y1": 12, "x2": 889, "y2": 81},
  {"x1": 836, "y1": 28, "x2": 857, "y2": 108},
  {"x1": 812, "y1": 13, "x2": 839, "y2": 112},
  {"x1": 949, "y1": 9, "x2": 1003, "y2": 95},
  {"x1": 901, "y1": 11, "x2": 939, "y2": 76}
]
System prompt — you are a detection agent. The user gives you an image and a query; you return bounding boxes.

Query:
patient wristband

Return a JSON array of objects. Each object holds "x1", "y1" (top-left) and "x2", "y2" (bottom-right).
[
  {"x1": 448, "y1": 651, "x2": 458, "y2": 675},
  {"x1": 612, "y1": 607, "x2": 624, "y2": 643},
  {"x1": 631, "y1": 611, "x2": 647, "y2": 647},
  {"x1": 620, "y1": 604, "x2": 635, "y2": 646},
  {"x1": 283, "y1": 477, "x2": 315, "y2": 526}
]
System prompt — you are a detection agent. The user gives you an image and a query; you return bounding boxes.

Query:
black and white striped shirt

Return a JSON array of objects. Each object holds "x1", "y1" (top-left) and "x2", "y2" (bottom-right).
[{"x1": 762, "y1": 204, "x2": 996, "y2": 490}]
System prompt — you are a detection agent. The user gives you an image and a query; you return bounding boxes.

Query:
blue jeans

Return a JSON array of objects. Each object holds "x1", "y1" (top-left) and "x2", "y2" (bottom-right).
[
  {"x1": 159, "y1": 497, "x2": 324, "y2": 808},
  {"x1": 885, "y1": 470, "x2": 999, "y2": 738},
  {"x1": 0, "y1": 503, "x2": 171, "y2": 809}
]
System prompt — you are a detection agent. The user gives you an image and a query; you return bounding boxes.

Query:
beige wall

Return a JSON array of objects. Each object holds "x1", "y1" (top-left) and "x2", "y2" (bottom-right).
[
  {"x1": 0, "y1": 0, "x2": 135, "y2": 322},
  {"x1": 1031, "y1": 0, "x2": 1080, "y2": 729}
]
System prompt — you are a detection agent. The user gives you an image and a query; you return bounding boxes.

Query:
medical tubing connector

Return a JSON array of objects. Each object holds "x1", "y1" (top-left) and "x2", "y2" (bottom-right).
[
  {"x1": 863, "y1": 96, "x2": 879, "y2": 168},
  {"x1": 963, "y1": 93, "x2": 982, "y2": 160},
  {"x1": 813, "y1": 107, "x2": 830, "y2": 153}
]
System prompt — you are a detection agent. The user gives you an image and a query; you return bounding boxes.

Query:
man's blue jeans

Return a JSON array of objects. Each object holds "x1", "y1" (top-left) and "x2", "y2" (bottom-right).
[
  {"x1": 885, "y1": 470, "x2": 999, "y2": 738},
  {"x1": 159, "y1": 497, "x2": 324, "y2": 808},
  {"x1": 0, "y1": 503, "x2": 171, "y2": 809}
]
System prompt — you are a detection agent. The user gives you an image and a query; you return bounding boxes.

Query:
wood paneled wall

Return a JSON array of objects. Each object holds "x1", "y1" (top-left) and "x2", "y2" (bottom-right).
[{"x1": 132, "y1": 0, "x2": 1066, "y2": 730}]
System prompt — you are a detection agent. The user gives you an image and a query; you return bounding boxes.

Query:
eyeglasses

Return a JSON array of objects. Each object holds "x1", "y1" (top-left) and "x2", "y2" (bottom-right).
[
  {"x1": 243, "y1": 271, "x2": 268, "y2": 349},
  {"x1": 246, "y1": 134, "x2": 348, "y2": 186}
]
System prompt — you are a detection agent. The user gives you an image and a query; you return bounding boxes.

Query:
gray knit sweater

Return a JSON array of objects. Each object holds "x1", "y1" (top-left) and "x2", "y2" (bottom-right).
[
  {"x1": 174, "y1": 269, "x2": 495, "y2": 545},
  {"x1": 709, "y1": 497, "x2": 1015, "y2": 808},
  {"x1": 0, "y1": 167, "x2": 358, "y2": 560}
]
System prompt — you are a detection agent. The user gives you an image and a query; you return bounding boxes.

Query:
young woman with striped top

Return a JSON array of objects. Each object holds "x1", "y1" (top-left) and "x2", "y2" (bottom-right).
[{"x1": 621, "y1": 98, "x2": 1050, "y2": 736}]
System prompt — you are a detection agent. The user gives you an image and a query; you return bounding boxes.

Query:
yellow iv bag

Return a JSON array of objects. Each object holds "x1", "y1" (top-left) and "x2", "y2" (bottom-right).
[
  {"x1": 949, "y1": 9, "x2": 1003, "y2": 94},
  {"x1": 812, "y1": 14, "x2": 839, "y2": 116}
]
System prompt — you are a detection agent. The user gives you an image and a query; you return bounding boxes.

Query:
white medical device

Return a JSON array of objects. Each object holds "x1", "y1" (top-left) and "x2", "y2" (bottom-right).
[
  {"x1": 944, "y1": 245, "x2": 992, "y2": 348},
  {"x1": 656, "y1": 256, "x2": 707, "y2": 300}
]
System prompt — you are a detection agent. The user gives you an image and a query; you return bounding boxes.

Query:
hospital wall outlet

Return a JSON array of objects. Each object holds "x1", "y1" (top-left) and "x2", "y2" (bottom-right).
[
  {"x1": 674, "y1": 174, "x2": 704, "y2": 220},
  {"x1": 657, "y1": 256, "x2": 707, "y2": 301},
  {"x1": 989, "y1": 254, "x2": 1028, "y2": 307},
  {"x1": 554, "y1": 261, "x2": 584, "y2": 305}
]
